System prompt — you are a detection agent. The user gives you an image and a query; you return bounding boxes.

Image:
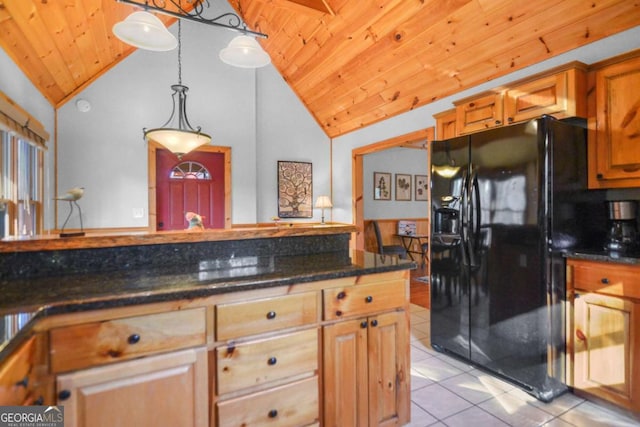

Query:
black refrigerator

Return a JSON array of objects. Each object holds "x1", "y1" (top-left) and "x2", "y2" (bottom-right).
[{"x1": 430, "y1": 116, "x2": 594, "y2": 402}]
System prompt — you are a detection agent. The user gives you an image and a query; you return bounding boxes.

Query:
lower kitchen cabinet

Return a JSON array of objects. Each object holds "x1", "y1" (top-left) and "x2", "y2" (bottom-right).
[
  {"x1": 573, "y1": 292, "x2": 638, "y2": 408},
  {"x1": 0, "y1": 334, "x2": 49, "y2": 406},
  {"x1": 56, "y1": 347, "x2": 208, "y2": 427},
  {"x1": 0, "y1": 270, "x2": 410, "y2": 426},
  {"x1": 567, "y1": 258, "x2": 640, "y2": 413},
  {"x1": 323, "y1": 310, "x2": 410, "y2": 427}
]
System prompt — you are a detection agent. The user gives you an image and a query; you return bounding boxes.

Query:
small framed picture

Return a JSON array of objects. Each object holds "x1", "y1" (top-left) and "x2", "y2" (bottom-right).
[
  {"x1": 373, "y1": 172, "x2": 391, "y2": 200},
  {"x1": 415, "y1": 175, "x2": 428, "y2": 201},
  {"x1": 395, "y1": 174, "x2": 411, "y2": 201}
]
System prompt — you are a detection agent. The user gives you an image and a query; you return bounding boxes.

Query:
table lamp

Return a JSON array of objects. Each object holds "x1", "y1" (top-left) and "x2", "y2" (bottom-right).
[{"x1": 315, "y1": 196, "x2": 333, "y2": 224}]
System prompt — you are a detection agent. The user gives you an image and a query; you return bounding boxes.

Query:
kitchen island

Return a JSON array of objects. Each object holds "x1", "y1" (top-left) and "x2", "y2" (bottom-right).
[{"x1": 0, "y1": 224, "x2": 414, "y2": 426}]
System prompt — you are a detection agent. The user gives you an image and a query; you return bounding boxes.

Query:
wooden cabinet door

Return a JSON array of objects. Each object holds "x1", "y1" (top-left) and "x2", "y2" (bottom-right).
[
  {"x1": 57, "y1": 347, "x2": 208, "y2": 427},
  {"x1": 592, "y1": 56, "x2": 640, "y2": 187},
  {"x1": 323, "y1": 318, "x2": 369, "y2": 427},
  {"x1": 434, "y1": 109, "x2": 458, "y2": 139},
  {"x1": 367, "y1": 311, "x2": 410, "y2": 427},
  {"x1": 505, "y1": 72, "x2": 565, "y2": 124},
  {"x1": 323, "y1": 311, "x2": 410, "y2": 427},
  {"x1": 455, "y1": 92, "x2": 503, "y2": 134},
  {"x1": 573, "y1": 291, "x2": 637, "y2": 410}
]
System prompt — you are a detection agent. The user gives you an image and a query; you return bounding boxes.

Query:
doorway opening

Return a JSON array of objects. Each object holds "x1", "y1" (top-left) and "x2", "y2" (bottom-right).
[{"x1": 352, "y1": 127, "x2": 433, "y2": 308}]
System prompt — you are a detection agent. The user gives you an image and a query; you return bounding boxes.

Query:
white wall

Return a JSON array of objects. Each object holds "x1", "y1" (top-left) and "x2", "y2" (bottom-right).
[
  {"x1": 256, "y1": 66, "x2": 331, "y2": 223},
  {"x1": 332, "y1": 26, "x2": 640, "y2": 224},
  {"x1": 364, "y1": 148, "x2": 429, "y2": 219}
]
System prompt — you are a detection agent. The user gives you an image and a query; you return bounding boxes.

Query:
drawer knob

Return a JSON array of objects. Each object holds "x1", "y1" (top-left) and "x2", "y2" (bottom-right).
[
  {"x1": 371, "y1": 319, "x2": 378, "y2": 327},
  {"x1": 33, "y1": 396, "x2": 44, "y2": 406},
  {"x1": 576, "y1": 329, "x2": 587, "y2": 343},
  {"x1": 128, "y1": 334, "x2": 141, "y2": 344},
  {"x1": 601, "y1": 277, "x2": 609, "y2": 284},
  {"x1": 266, "y1": 311, "x2": 277, "y2": 320},
  {"x1": 337, "y1": 291, "x2": 346, "y2": 299},
  {"x1": 268, "y1": 409, "x2": 278, "y2": 418},
  {"x1": 360, "y1": 321, "x2": 368, "y2": 329},
  {"x1": 15, "y1": 376, "x2": 28, "y2": 388},
  {"x1": 335, "y1": 310, "x2": 343, "y2": 317},
  {"x1": 58, "y1": 390, "x2": 71, "y2": 401},
  {"x1": 365, "y1": 295, "x2": 373, "y2": 303},
  {"x1": 268, "y1": 357, "x2": 277, "y2": 366}
]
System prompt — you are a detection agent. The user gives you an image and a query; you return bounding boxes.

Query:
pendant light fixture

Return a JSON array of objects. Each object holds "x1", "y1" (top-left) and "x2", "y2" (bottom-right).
[
  {"x1": 144, "y1": 20, "x2": 211, "y2": 158},
  {"x1": 114, "y1": 0, "x2": 270, "y2": 68}
]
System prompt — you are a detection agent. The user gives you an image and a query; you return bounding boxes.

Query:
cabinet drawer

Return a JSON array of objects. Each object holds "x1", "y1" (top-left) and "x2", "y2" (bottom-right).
[
  {"x1": 216, "y1": 292, "x2": 318, "y2": 340},
  {"x1": 216, "y1": 328, "x2": 318, "y2": 395},
  {"x1": 217, "y1": 376, "x2": 319, "y2": 427},
  {"x1": 50, "y1": 308, "x2": 206, "y2": 373},
  {"x1": 323, "y1": 280, "x2": 406, "y2": 320},
  {"x1": 569, "y1": 259, "x2": 640, "y2": 299}
]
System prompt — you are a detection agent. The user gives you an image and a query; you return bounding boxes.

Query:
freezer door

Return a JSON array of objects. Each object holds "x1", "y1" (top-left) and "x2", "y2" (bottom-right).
[{"x1": 430, "y1": 136, "x2": 470, "y2": 359}]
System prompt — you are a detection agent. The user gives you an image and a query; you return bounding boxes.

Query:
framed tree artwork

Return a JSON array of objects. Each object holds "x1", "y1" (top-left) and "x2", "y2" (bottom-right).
[
  {"x1": 395, "y1": 173, "x2": 412, "y2": 201},
  {"x1": 277, "y1": 161, "x2": 312, "y2": 218},
  {"x1": 373, "y1": 172, "x2": 391, "y2": 200},
  {"x1": 415, "y1": 175, "x2": 428, "y2": 201}
]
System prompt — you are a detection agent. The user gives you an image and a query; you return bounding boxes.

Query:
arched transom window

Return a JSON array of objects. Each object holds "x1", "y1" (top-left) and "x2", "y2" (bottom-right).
[{"x1": 170, "y1": 161, "x2": 211, "y2": 180}]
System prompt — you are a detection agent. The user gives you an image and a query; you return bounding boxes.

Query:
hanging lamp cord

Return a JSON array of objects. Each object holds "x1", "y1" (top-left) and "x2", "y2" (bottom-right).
[{"x1": 177, "y1": 19, "x2": 182, "y2": 85}]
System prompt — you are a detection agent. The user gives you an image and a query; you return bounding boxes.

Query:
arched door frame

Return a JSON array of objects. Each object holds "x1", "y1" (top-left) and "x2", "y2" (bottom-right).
[
  {"x1": 351, "y1": 128, "x2": 433, "y2": 250},
  {"x1": 147, "y1": 142, "x2": 232, "y2": 231}
]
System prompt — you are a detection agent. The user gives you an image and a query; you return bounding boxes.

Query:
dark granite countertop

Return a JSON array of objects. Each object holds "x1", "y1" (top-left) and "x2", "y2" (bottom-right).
[
  {"x1": 0, "y1": 250, "x2": 414, "y2": 360},
  {"x1": 565, "y1": 250, "x2": 640, "y2": 266},
  {"x1": 1, "y1": 250, "x2": 414, "y2": 317}
]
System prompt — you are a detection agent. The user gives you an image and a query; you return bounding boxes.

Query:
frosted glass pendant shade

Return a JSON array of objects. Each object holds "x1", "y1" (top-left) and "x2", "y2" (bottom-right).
[
  {"x1": 219, "y1": 35, "x2": 271, "y2": 68},
  {"x1": 145, "y1": 128, "x2": 211, "y2": 156},
  {"x1": 113, "y1": 11, "x2": 178, "y2": 52}
]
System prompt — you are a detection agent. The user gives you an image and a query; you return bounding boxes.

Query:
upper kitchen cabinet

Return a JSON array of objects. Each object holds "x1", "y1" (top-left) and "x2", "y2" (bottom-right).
[
  {"x1": 454, "y1": 91, "x2": 504, "y2": 135},
  {"x1": 434, "y1": 109, "x2": 458, "y2": 140},
  {"x1": 435, "y1": 63, "x2": 587, "y2": 138},
  {"x1": 588, "y1": 52, "x2": 640, "y2": 189},
  {"x1": 504, "y1": 64, "x2": 586, "y2": 125}
]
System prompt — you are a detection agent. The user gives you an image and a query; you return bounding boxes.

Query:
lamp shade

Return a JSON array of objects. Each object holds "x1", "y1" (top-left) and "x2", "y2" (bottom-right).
[
  {"x1": 145, "y1": 128, "x2": 211, "y2": 157},
  {"x1": 219, "y1": 35, "x2": 271, "y2": 68},
  {"x1": 113, "y1": 11, "x2": 177, "y2": 51},
  {"x1": 315, "y1": 196, "x2": 333, "y2": 209}
]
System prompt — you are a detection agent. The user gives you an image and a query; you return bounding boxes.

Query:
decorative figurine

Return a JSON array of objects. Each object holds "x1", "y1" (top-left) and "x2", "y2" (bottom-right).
[
  {"x1": 185, "y1": 211, "x2": 205, "y2": 231},
  {"x1": 55, "y1": 187, "x2": 85, "y2": 237}
]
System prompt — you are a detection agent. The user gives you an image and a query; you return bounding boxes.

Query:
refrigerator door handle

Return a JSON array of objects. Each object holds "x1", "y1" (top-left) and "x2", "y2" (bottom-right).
[
  {"x1": 465, "y1": 167, "x2": 479, "y2": 267},
  {"x1": 460, "y1": 168, "x2": 470, "y2": 266}
]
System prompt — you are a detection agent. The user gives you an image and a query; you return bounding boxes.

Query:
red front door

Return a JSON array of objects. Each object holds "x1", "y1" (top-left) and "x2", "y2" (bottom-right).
[{"x1": 156, "y1": 149, "x2": 225, "y2": 230}]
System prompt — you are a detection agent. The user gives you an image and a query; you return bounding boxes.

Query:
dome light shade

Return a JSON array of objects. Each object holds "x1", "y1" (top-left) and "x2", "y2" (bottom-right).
[
  {"x1": 113, "y1": 11, "x2": 177, "y2": 52},
  {"x1": 219, "y1": 35, "x2": 271, "y2": 68}
]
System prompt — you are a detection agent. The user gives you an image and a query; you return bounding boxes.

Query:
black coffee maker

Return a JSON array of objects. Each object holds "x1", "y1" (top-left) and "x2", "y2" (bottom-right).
[{"x1": 605, "y1": 200, "x2": 639, "y2": 254}]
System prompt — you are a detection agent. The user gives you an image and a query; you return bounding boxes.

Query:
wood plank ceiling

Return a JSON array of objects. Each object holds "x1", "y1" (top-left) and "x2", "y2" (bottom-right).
[{"x1": 0, "y1": 0, "x2": 638, "y2": 138}]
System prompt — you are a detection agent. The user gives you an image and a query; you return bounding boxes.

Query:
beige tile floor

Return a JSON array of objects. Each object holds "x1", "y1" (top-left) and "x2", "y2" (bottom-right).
[{"x1": 408, "y1": 304, "x2": 640, "y2": 427}]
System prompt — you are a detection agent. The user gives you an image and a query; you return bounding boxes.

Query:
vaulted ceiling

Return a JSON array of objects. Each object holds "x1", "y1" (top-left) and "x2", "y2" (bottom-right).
[{"x1": 0, "y1": 0, "x2": 638, "y2": 138}]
